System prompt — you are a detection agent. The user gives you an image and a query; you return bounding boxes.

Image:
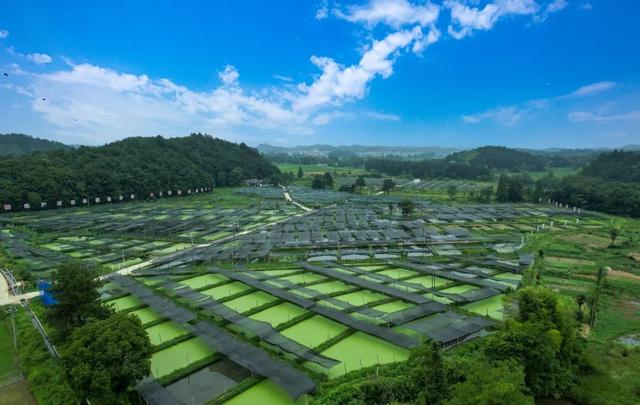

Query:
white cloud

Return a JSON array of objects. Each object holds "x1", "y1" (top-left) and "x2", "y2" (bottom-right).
[
  {"x1": 367, "y1": 111, "x2": 401, "y2": 121},
  {"x1": 315, "y1": 0, "x2": 329, "y2": 20},
  {"x1": 535, "y1": 0, "x2": 568, "y2": 22},
  {"x1": 445, "y1": 0, "x2": 539, "y2": 39},
  {"x1": 274, "y1": 74, "x2": 294, "y2": 82},
  {"x1": 463, "y1": 81, "x2": 623, "y2": 126},
  {"x1": 568, "y1": 110, "x2": 640, "y2": 123},
  {"x1": 580, "y1": 3, "x2": 592, "y2": 11},
  {"x1": 546, "y1": 0, "x2": 568, "y2": 13},
  {"x1": 0, "y1": 29, "x2": 9, "y2": 39},
  {"x1": 218, "y1": 65, "x2": 239, "y2": 85},
  {"x1": 26, "y1": 53, "x2": 53, "y2": 65},
  {"x1": 312, "y1": 111, "x2": 353, "y2": 125},
  {"x1": 335, "y1": 0, "x2": 440, "y2": 29},
  {"x1": 564, "y1": 81, "x2": 616, "y2": 98},
  {"x1": 294, "y1": 27, "x2": 423, "y2": 111},
  {"x1": 463, "y1": 106, "x2": 524, "y2": 126}
]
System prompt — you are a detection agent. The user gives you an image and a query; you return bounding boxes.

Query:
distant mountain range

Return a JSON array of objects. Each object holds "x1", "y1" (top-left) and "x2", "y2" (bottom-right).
[
  {"x1": 257, "y1": 144, "x2": 461, "y2": 159},
  {"x1": 258, "y1": 143, "x2": 640, "y2": 158},
  {"x1": 0, "y1": 133, "x2": 73, "y2": 156}
]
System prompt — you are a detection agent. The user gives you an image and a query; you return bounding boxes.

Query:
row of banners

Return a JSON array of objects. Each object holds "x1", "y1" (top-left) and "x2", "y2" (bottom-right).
[{"x1": 3, "y1": 186, "x2": 213, "y2": 211}]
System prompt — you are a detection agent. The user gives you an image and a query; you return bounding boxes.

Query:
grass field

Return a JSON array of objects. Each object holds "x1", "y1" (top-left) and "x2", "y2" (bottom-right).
[
  {"x1": 0, "y1": 320, "x2": 17, "y2": 380},
  {"x1": 276, "y1": 163, "x2": 367, "y2": 177}
]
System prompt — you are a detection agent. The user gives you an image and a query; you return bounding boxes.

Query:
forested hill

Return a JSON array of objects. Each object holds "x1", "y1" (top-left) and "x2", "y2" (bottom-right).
[
  {"x1": 580, "y1": 150, "x2": 640, "y2": 182},
  {"x1": 0, "y1": 134, "x2": 280, "y2": 208},
  {"x1": 0, "y1": 133, "x2": 72, "y2": 156},
  {"x1": 445, "y1": 146, "x2": 547, "y2": 171}
]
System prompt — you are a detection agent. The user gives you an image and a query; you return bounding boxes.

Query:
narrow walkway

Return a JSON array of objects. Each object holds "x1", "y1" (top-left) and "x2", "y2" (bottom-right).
[{"x1": 281, "y1": 185, "x2": 312, "y2": 211}]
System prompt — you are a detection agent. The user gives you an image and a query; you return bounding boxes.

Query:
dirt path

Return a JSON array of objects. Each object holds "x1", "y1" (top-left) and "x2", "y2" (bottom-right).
[{"x1": 281, "y1": 186, "x2": 312, "y2": 212}]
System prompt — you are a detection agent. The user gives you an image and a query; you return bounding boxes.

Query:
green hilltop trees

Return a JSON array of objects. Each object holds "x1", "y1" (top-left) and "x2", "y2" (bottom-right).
[
  {"x1": 63, "y1": 313, "x2": 152, "y2": 403},
  {"x1": 0, "y1": 133, "x2": 280, "y2": 208}
]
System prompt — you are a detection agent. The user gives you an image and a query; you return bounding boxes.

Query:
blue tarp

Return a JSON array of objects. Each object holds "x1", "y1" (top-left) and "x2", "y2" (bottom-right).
[{"x1": 37, "y1": 280, "x2": 57, "y2": 307}]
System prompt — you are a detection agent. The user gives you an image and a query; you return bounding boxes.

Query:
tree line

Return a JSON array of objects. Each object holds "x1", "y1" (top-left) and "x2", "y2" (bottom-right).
[
  {"x1": 0, "y1": 133, "x2": 72, "y2": 156},
  {"x1": 0, "y1": 133, "x2": 280, "y2": 208}
]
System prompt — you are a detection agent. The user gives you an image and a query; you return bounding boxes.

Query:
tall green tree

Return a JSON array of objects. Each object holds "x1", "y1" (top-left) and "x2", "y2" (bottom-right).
[
  {"x1": 323, "y1": 172, "x2": 334, "y2": 189},
  {"x1": 62, "y1": 313, "x2": 152, "y2": 403},
  {"x1": 45, "y1": 262, "x2": 111, "y2": 341},
  {"x1": 311, "y1": 175, "x2": 326, "y2": 189},
  {"x1": 447, "y1": 185, "x2": 458, "y2": 200},
  {"x1": 382, "y1": 178, "x2": 396, "y2": 193},
  {"x1": 483, "y1": 287, "x2": 584, "y2": 398},
  {"x1": 608, "y1": 227, "x2": 619, "y2": 246},
  {"x1": 444, "y1": 360, "x2": 533, "y2": 405},
  {"x1": 398, "y1": 199, "x2": 417, "y2": 217},
  {"x1": 355, "y1": 175, "x2": 366, "y2": 188},
  {"x1": 496, "y1": 174, "x2": 509, "y2": 202},
  {"x1": 408, "y1": 341, "x2": 450, "y2": 404},
  {"x1": 297, "y1": 166, "x2": 304, "y2": 179}
]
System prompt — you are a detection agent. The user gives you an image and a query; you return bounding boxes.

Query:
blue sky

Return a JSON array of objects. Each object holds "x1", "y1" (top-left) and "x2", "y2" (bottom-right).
[{"x1": 0, "y1": 0, "x2": 638, "y2": 148}]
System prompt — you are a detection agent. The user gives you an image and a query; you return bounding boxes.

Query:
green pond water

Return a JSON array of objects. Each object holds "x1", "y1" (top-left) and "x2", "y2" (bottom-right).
[
  {"x1": 223, "y1": 380, "x2": 299, "y2": 405},
  {"x1": 377, "y1": 268, "x2": 420, "y2": 279},
  {"x1": 356, "y1": 265, "x2": 389, "y2": 271},
  {"x1": 318, "y1": 332, "x2": 409, "y2": 378},
  {"x1": 494, "y1": 272, "x2": 523, "y2": 281},
  {"x1": 179, "y1": 273, "x2": 228, "y2": 289},
  {"x1": 249, "y1": 302, "x2": 307, "y2": 327},
  {"x1": 259, "y1": 269, "x2": 299, "y2": 277},
  {"x1": 130, "y1": 307, "x2": 162, "y2": 325},
  {"x1": 372, "y1": 300, "x2": 414, "y2": 313},
  {"x1": 105, "y1": 295, "x2": 142, "y2": 311},
  {"x1": 306, "y1": 280, "x2": 352, "y2": 294},
  {"x1": 224, "y1": 291, "x2": 277, "y2": 313},
  {"x1": 334, "y1": 290, "x2": 386, "y2": 306},
  {"x1": 202, "y1": 282, "x2": 251, "y2": 299},
  {"x1": 150, "y1": 338, "x2": 214, "y2": 378},
  {"x1": 278, "y1": 273, "x2": 326, "y2": 284},
  {"x1": 145, "y1": 321, "x2": 189, "y2": 346},
  {"x1": 281, "y1": 315, "x2": 347, "y2": 348},
  {"x1": 463, "y1": 294, "x2": 506, "y2": 320},
  {"x1": 440, "y1": 284, "x2": 478, "y2": 294},
  {"x1": 405, "y1": 275, "x2": 452, "y2": 288}
]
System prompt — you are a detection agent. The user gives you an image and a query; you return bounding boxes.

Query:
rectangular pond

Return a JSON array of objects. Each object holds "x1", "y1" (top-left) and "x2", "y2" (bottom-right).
[{"x1": 150, "y1": 338, "x2": 214, "y2": 378}]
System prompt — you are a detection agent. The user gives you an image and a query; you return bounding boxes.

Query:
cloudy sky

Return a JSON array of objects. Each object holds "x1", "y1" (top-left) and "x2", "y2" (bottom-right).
[{"x1": 0, "y1": 0, "x2": 638, "y2": 148}]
